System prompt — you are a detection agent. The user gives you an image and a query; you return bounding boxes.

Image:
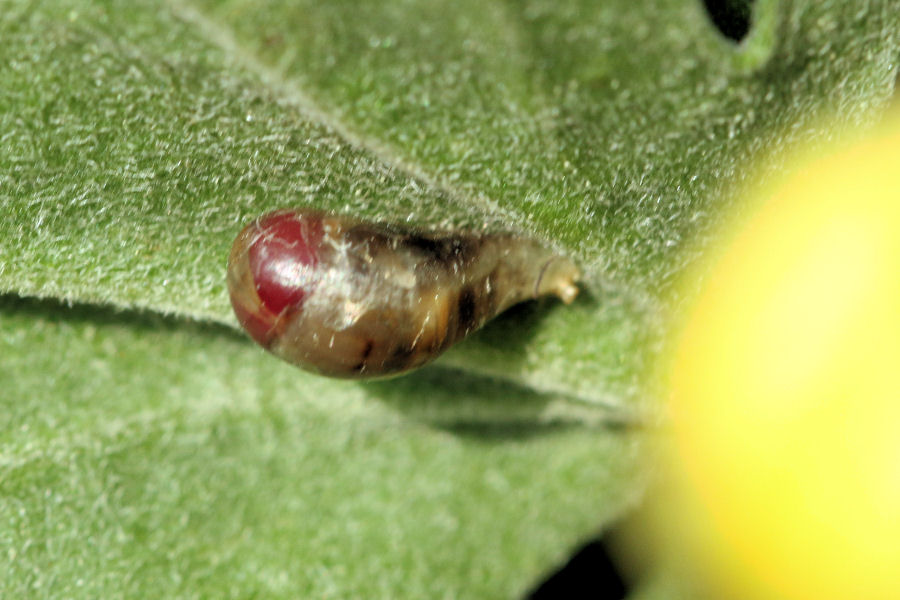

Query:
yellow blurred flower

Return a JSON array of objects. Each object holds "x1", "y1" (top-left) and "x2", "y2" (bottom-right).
[{"x1": 646, "y1": 114, "x2": 900, "y2": 599}]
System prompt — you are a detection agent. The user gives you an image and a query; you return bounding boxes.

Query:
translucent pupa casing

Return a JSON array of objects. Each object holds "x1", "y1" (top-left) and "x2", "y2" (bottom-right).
[{"x1": 227, "y1": 209, "x2": 580, "y2": 378}]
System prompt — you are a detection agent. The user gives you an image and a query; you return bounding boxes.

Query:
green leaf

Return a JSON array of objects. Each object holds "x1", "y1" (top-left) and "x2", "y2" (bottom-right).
[
  {"x1": 2, "y1": 0, "x2": 898, "y2": 596},
  {"x1": 0, "y1": 296, "x2": 645, "y2": 597},
  {"x1": 3, "y1": 0, "x2": 898, "y2": 404}
]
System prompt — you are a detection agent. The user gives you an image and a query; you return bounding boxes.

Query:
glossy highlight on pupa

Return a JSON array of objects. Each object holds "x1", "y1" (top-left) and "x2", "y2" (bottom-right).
[{"x1": 227, "y1": 209, "x2": 580, "y2": 378}]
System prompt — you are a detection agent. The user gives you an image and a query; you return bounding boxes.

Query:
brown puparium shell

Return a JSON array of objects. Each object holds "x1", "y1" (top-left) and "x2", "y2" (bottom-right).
[{"x1": 228, "y1": 210, "x2": 580, "y2": 378}]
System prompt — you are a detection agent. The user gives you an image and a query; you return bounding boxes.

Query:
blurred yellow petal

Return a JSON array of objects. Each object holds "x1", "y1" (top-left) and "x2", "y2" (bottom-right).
[{"x1": 655, "y1": 115, "x2": 900, "y2": 600}]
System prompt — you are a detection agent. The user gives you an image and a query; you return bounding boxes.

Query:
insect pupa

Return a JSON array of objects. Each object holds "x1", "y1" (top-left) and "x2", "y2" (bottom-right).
[{"x1": 227, "y1": 209, "x2": 580, "y2": 378}]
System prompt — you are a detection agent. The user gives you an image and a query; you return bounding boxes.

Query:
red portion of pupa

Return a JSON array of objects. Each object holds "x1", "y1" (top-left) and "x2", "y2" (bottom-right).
[{"x1": 246, "y1": 210, "x2": 324, "y2": 331}]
